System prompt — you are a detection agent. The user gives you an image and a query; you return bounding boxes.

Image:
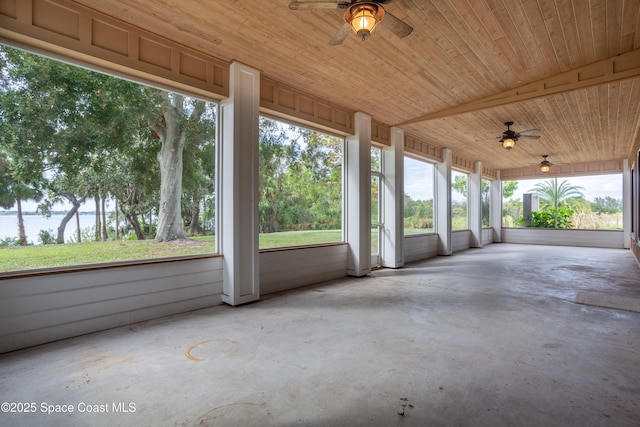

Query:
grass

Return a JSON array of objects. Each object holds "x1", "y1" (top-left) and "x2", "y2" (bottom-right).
[
  {"x1": 0, "y1": 236, "x2": 216, "y2": 273},
  {"x1": 404, "y1": 228, "x2": 435, "y2": 236},
  {"x1": 259, "y1": 229, "x2": 342, "y2": 249},
  {"x1": 0, "y1": 230, "x2": 346, "y2": 273}
]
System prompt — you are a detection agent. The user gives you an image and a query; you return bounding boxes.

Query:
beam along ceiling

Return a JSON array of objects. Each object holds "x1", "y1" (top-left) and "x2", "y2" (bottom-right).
[{"x1": 72, "y1": 0, "x2": 640, "y2": 171}]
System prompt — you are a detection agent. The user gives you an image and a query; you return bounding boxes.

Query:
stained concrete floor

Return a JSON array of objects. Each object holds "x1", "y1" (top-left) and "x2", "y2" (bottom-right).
[{"x1": 1, "y1": 243, "x2": 639, "y2": 427}]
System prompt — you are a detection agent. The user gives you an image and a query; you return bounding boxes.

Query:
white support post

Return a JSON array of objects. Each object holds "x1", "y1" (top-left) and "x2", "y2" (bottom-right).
[
  {"x1": 490, "y1": 171, "x2": 503, "y2": 243},
  {"x1": 435, "y1": 148, "x2": 452, "y2": 255},
  {"x1": 623, "y1": 159, "x2": 631, "y2": 249},
  {"x1": 220, "y1": 62, "x2": 260, "y2": 306},
  {"x1": 469, "y1": 161, "x2": 483, "y2": 248},
  {"x1": 345, "y1": 112, "x2": 372, "y2": 276},
  {"x1": 381, "y1": 126, "x2": 404, "y2": 268}
]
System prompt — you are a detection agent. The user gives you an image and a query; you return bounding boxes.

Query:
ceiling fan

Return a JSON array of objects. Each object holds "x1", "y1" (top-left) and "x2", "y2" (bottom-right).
[
  {"x1": 539, "y1": 155, "x2": 553, "y2": 172},
  {"x1": 497, "y1": 121, "x2": 540, "y2": 149},
  {"x1": 538, "y1": 155, "x2": 566, "y2": 173},
  {"x1": 288, "y1": 1, "x2": 413, "y2": 45}
]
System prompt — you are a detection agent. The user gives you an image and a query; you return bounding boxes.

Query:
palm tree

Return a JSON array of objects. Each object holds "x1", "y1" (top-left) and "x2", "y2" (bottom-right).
[
  {"x1": 0, "y1": 156, "x2": 42, "y2": 245},
  {"x1": 531, "y1": 179, "x2": 589, "y2": 211}
]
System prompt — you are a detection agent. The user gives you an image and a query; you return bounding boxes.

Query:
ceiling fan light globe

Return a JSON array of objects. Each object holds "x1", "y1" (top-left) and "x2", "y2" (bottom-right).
[
  {"x1": 502, "y1": 138, "x2": 515, "y2": 149},
  {"x1": 345, "y1": 3, "x2": 384, "y2": 40},
  {"x1": 540, "y1": 165, "x2": 550, "y2": 173}
]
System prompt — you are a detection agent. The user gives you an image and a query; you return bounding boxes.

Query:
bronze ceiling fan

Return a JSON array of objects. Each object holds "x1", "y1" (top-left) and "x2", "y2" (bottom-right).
[
  {"x1": 497, "y1": 121, "x2": 540, "y2": 150},
  {"x1": 538, "y1": 155, "x2": 566, "y2": 173},
  {"x1": 288, "y1": 1, "x2": 413, "y2": 45}
]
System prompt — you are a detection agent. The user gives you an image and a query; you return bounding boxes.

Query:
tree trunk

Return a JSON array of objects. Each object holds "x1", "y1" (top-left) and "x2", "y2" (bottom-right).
[
  {"x1": 154, "y1": 94, "x2": 187, "y2": 242},
  {"x1": 115, "y1": 199, "x2": 120, "y2": 240},
  {"x1": 75, "y1": 211, "x2": 81, "y2": 243},
  {"x1": 56, "y1": 194, "x2": 87, "y2": 244},
  {"x1": 95, "y1": 195, "x2": 101, "y2": 241},
  {"x1": 16, "y1": 197, "x2": 27, "y2": 245},
  {"x1": 101, "y1": 194, "x2": 107, "y2": 241},
  {"x1": 188, "y1": 204, "x2": 203, "y2": 235},
  {"x1": 125, "y1": 213, "x2": 145, "y2": 240},
  {"x1": 57, "y1": 208, "x2": 77, "y2": 244}
]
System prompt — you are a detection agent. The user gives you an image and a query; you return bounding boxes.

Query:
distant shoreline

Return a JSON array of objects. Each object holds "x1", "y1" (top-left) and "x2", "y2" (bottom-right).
[{"x1": 0, "y1": 211, "x2": 105, "y2": 216}]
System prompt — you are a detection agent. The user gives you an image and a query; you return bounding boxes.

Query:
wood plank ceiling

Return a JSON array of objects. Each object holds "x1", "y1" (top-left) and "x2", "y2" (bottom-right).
[{"x1": 70, "y1": 0, "x2": 640, "y2": 171}]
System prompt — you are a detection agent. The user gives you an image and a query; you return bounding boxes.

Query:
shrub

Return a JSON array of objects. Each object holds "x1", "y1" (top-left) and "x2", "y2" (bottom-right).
[
  {"x1": 531, "y1": 207, "x2": 573, "y2": 229},
  {"x1": 38, "y1": 229, "x2": 57, "y2": 245},
  {"x1": 0, "y1": 236, "x2": 20, "y2": 247}
]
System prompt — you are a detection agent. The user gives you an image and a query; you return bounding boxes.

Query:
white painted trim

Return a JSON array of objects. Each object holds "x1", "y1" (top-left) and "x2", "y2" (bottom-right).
[
  {"x1": 623, "y1": 159, "x2": 631, "y2": 249},
  {"x1": 436, "y1": 148, "x2": 452, "y2": 255},
  {"x1": 345, "y1": 112, "x2": 372, "y2": 276},
  {"x1": 469, "y1": 161, "x2": 483, "y2": 248},
  {"x1": 381, "y1": 127, "x2": 404, "y2": 268},
  {"x1": 490, "y1": 171, "x2": 503, "y2": 242},
  {"x1": 220, "y1": 62, "x2": 260, "y2": 306}
]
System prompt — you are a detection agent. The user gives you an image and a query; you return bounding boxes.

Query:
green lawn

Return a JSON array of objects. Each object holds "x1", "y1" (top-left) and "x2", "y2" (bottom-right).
[
  {"x1": 259, "y1": 229, "x2": 342, "y2": 249},
  {"x1": 0, "y1": 237, "x2": 216, "y2": 273},
  {"x1": 0, "y1": 230, "x2": 345, "y2": 273}
]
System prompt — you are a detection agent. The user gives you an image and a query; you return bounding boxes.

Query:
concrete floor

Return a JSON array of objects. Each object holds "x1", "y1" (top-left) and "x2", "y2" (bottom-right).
[{"x1": 1, "y1": 243, "x2": 639, "y2": 427}]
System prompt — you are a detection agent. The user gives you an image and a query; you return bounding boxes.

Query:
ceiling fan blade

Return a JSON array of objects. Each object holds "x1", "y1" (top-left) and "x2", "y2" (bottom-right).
[
  {"x1": 380, "y1": 11, "x2": 413, "y2": 38},
  {"x1": 519, "y1": 135, "x2": 540, "y2": 139},
  {"x1": 518, "y1": 128, "x2": 540, "y2": 134},
  {"x1": 289, "y1": 1, "x2": 348, "y2": 10},
  {"x1": 329, "y1": 23, "x2": 351, "y2": 45}
]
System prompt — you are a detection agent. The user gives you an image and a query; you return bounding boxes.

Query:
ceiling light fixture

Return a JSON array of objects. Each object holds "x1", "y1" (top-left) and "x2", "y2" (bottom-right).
[
  {"x1": 344, "y1": 3, "x2": 385, "y2": 41},
  {"x1": 502, "y1": 138, "x2": 516, "y2": 150},
  {"x1": 539, "y1": 155, "x2": 551, "y2": 173}
]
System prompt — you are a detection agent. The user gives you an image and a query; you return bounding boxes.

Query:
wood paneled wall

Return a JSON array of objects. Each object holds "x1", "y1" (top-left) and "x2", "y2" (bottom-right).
[{"x1": 501, "y1": 159, "x2": 624, "y2": 180}]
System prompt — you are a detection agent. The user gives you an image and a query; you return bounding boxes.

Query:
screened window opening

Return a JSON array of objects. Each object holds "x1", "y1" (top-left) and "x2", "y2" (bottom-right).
[
  {"x1": 404, "y1": 156, "x2": 434, "y2": 235},
  {"x1": 482, "y1": 179, "x2": 491, "y2": 228},
  {"x1": 502, "y1": 174, "x2": 623, "y2": 229},
  {"x1": 451, "y1": 170, "x2": 468, "y2": 230},
  {"x1": 258, "y1": 117, "x2": 343, "y2": 249},
  {"x1": 0, "y1": 45, "x2": 217, "y2": 273}
]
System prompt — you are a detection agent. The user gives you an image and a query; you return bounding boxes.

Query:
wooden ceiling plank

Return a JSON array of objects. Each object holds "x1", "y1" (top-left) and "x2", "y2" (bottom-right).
[
  {"x1": 620, "y1": 78, "x2": 640, "y2": 159},
  {"x1": 555, "y1": 0, "x2": 583, "y2": 69},
  {"x1": 431, "y1": 0, "x2": 511, "y2": 86},
  {"x1": 606, "y1": 0, "x2": 623, "y2": 55},
  {"x1": 23, "y1": 0, "x2": 639, "y2": 171},
  {"x1": 520, "y1": 0, "x2": 561, "y2": 77},
  {"x1": 463, "y1": 0, "x2": 530, "y2": 79},
  {"x1": 572, "y1": 0, "x2": 597, "y2": 64},
  {"x1": 625, "y1": 79, "x2": 640, "y2": 158},
  {"x1": 620, "y1": 0, "x2": 640, "y2": 52},
  {"x1": 598, "y1": 84, "x2": 612, "y2": 159},
  {"x1": 590, "y1": 0, "x2": 608, "y2": 59},
  {"x1": 537, "y1": 0, "x2": 573, "y2": 72},
  {"x1": 611, "y1": 81, "x2": 624, "y2": 159},
  {"x1": 635, "y1": 0, "x2": 640, "y2": 49},
  {"x1": 483, "y1": 0, "x2": 533, "y2": 73},
  {"x1": 398, "y1": 48, "x2": 640, "y2": 125},
  {"x1": 571, "y1": 88, "x2": 597, "y2": 160},
  {"x1": 585, "y1": 86, "x2": 606, "y2": 158}
]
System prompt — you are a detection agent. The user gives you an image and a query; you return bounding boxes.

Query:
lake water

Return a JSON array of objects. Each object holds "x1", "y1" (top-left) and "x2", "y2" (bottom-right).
[{"x1": 0, "y1": 214, "x2": 97, "y2": 244}]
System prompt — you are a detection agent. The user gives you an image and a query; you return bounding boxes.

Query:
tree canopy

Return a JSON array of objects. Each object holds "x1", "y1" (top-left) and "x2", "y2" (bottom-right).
[
  {"x1": 258, "y1": 118, "x2": 342, "y2": 235},
  {"x1": 0, "y1": 45, "x2": 216, "y2": 244},
  {"x1": 530, "y1": 179, "x2": 589, "y2": 211}
]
